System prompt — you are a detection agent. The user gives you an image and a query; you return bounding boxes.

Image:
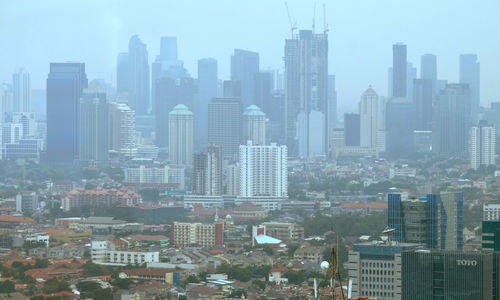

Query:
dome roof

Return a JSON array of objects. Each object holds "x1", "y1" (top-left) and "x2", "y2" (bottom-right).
[
  {"x1": 243, "y1": 105, "x2": 265, "y2": 116},
  {"x1": 169, "y1": 104, "x2": 193, "y2": 115}
]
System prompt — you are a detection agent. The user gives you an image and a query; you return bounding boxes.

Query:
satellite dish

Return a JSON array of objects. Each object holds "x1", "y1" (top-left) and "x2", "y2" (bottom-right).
[{"x1": 321, "y1": 261, "x2": 329, "y2": 270}]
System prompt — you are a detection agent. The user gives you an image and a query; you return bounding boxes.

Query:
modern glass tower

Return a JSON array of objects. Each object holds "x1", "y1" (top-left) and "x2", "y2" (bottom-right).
[
  {"x1": 460, "y1": 54, "x2": 480, "y2": 122},
  {"x1": 12, "y1": 68, "x2": 31, "y2": 112},
  {"x1": 46, "y1": 63, "x2": 88, "y2": 164},
  {"x1": 392, "y1": 43, "x2": 407, "y2": 98},
  {"x1": 197, "y1": 58, "x2": 218, "y2": 150},
  {"x1": 230, "y1": 49, "x2": 259, "y2": 108},
  {"x1": 128, "y1": 35, "x2": 150, "y2": 115}
]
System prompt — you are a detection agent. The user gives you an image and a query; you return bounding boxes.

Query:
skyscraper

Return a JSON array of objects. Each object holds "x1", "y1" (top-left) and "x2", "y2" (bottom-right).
[
  {"x1": 230, "y1": 49, "x2": 259, "y2": 108},
  {"x1": 420, "y1": 54, "x2": 437, "y2": 95},
  {"x1": 392, "y1": 43, "x2": 407, "y2": 97},
  {"x1": 344, "y1": 113, "x2": 360, "y2": 146},
  {"x1": 413, "y1": 79, "x2": 433, "y2": 131},
  {"x1": 406, "y1": 62, "x2": 417, "y2": 100},
  {"x1": 359, "y1": 86, "x2": 379, "y2": 147},
  {"x1": 78, "y1": 83, "x2": 109, "y2": 167},
  {"x1": 470, "y1": 120, "x2": 495, "y2": 170},
  {"x1": 155, "y1": 77, "x2": 196, "y2": 148},
  {"x1": 285, "y1": 30, "x2": 328, "y2": 157},
  {"x1": 327, "y1": 75, "x2": 338, "y2": 134},
  {"x1": 160, "y1": 36, "x2": 178, "y2": 61},
  {"x1": 168, "y1": 104, "x2": 193, "y2": 166},
  {"x1": 460, "y1": 54, "x2": 480, "y2": 122},
  {"x1": 253, "y1": 72, "x2": 272, "y2": 114},
  {"x1": 433, "y1": 84, "x2": 471, "y2": 156},
  {"x1": 239, "y1": 141, "x2": 287, "y2": 198},
  {"x1": 208, "y1": 97, "x2": 242, "y2": 161},
  {"x1": 46, "y1": 63, "x2": 88, "y2": 163},
  {"x1": 12, "y1": 68, "x2": 30, "y2": 112},
  {"x1": 109, "y1": 102, "x2": 135, "y2": 155},
  {"x1": 386, "y1": 97, "x2": 415, "y2": 155},
  {"x1": 197, "y1": 58, "x2": 218, "y2": 150},
  {"x1": 192, "y1": 144, "x2": 223, "y2": 196},
  {"x1": 242, "y1": 105, "x2": 266, "y2": 146},
  {"x1": 127, "y1": 35, "x2": 150, "y2": 115},
  {"x1": 116, "y1": 53, "x2": 129, "y2": 94}
]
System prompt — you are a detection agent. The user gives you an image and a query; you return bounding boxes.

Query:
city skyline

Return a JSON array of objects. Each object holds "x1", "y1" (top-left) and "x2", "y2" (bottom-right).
[{"x1": 1, "y1": 1, "x2": 499, "y2": 115}]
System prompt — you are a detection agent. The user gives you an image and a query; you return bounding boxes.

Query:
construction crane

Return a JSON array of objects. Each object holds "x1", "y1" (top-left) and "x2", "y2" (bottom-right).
[
  {"x1": 323, "y1": 3, "x2": 329, "y2": 35},
  {"x1": 284, "y1": 2, "x2": 297, "y2": 38}
]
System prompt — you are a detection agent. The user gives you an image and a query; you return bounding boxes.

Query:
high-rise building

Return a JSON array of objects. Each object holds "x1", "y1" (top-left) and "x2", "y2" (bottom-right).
[
  {"x1": 192, "y1": 144, "x2": 223, "y2": 196},
  {"x1": 388, "y1": 192, "x2": 463, "y2": 250},
  {"x1": 348, "y1": 241, "x2": 422, "y2": 300},
  {"x1": 46, "y1": 63, "x2": 88, "y2": 164},
  {"x1": 109, "y1": 102, "x2": 135, "y2": 155},
  {"x1": 359, "y1": 86, "x2": 379, "y2": 147},
  {"x1": 1, "y1": 123, "x2": 23, "y2": 145},
  {"x1": 12, "y1": 68, "x2": 30, "y2": 112},
  {"x1": 413, "y1": 79, "x2": 433, "y2": 131},
  {"x1": 78, "y1": 84, "x2": 109, "y2": 167},
  {"x1": 116, "y1": 53, "x2": 129, "y2": 94},
  {"x1": 392, "y1": 43, "x2": 407, "y2": 97},
  {"x1": 222, "y1": 80, "x2": 242, "y2": 98},
  {"x1": 0, "y1": 83, "x2": 13, "y2": 121},
  {"x1": 208, "y1": 97, "x2": 242, "y2": 161},
  {"x1": 242, "y1": 105, "x2": 266, "y2": 145},
  {"x1": 327, "y1": 75, "x2": 338, "y2": 134},
  {"x1": 344, "y1": 113, "x2": 360, "y2": 146},
  {"x1": 420, "y1": 54, "x2": 437, "y2": 82},
  {"x1": 386, "y1": 97, "x2": 415, "y2": 155},
  {"x1": 253, "y1": 72, "x2": 272, "y2": 114},
  {"x1": 285, "y1": 30, "x2": 328, "y2": 157},
  {"x1": 160, "y1": 36, "x2": 178, "y2": 61},
  {"x1": 224, "y1": 162, "x2": 240, "y2": 196},
  {"x1": 168, "y1": 104, "x2": 193, "y2": 166},
  {"x1": 239, "y1": 141, "x2": 287, "y2": 199},
  {"x1": 15, "y1": 191, "x2": 38, "y2": 213},
  {"x1": 12, "y1": 112, "x2": 37, "y2": 138},
  {"x1": 230, "y1": 49, "x2": 259, "y2": 108},
  {"x1": 170, "y1": 221, "x2": 224, "y2": 247},
  {"x1": 197, "y1": 58, "x2": 218, "y2": 150},
  {"x1": 127, "y1": 35, "x2": 150, "y2": 115},
  {"x1": 433, "y1": 84, "x2": 471, "y2": 156},
  {"x1": 155, "y1": 77, "x2": 196, "y2": 148},
  {"x1": 470, "y1": 120, "x2": 496, "y2": 170},
  {"x1": 460, "y1": 54, "x2": 480, "y2": 122},
  {"x1": 402, "y1": 250, "x2": 494, "y2": 300}
]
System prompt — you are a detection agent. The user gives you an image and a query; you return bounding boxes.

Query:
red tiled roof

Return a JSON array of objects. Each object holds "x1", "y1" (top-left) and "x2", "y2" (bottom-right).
[
  {"x1": 234, "y1": 201, "x2": 266, "y2": 212},
  {"x1": 0, "y1": 215, "x2": 34, "y2": 223}
]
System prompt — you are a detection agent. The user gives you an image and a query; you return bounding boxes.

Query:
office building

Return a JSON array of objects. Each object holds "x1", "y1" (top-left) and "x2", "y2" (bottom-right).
[
  {"x1": 116, "y1": 53, "x2": 129, "y2": 94},
  {"x1": 260, "y1": 222, "x2": 304, "y2": 244},
  {"x1": 12, "y1": 112, "x2": 37, "y2": 138},
  {"x1": 470, "y1": 120, "x2": 495, "y2": 170},
  {"x1": 433, "y1": 84, "x2": 471, "y2": 156},
  {"x1": 285, "y1": 29, "x2": 328, "y2": 157},
  {"x1": 242, "y1": 105, "x2": 266, "y2": 145},
  {"x1": 392, "y1": 43, "x2": 407, "y2": 97},
  {"x1": 170, "y1": 221, "x2": 224, "y2": 247},
  {"x1": 197, "y1": 58, "x2": 218, "y2": 149},
  {"x1": 223, "y1": 80, "x2": 242, "y2": 98},
  {"x1": 192, "y1": 144, "x2": 223, "y2": 195},
  {"x1": 348, "y1": 241, "x2": 422, "y2": 300},
  {"x1": 230, "y1": 49, "x2": 259, "y2": 108},
  {"x1": 386, "y1": 97, "x2": 414, "y2": 155},
  {"x1": 91, "y1": 240, "x2": 159, "y2": 266},
  {"x1": 344, "y1": 113, "x2": 360, "y2": 146},
  {"x1": 237, "y1": 142, "x2": 287, "y2": 210},
  {"x1": 109, "y1": 102, "x2": 136, "y2": 155},
  {"x1": 16, "y1": 191, "x2": 39, "y2": 213},
  {"x1": 224, "y1": 162, "x2": 240, "y2": 196},
  {"x1": 413, "y1": 131, "x2": 432, "y2": 153},
  {"x1": 484, "y1": 204, "x2": 500, "y2": 221},
  {"x1": 78, "y1": 84, "x2": 109, "y2": 168},
  {"x1": 359, "y1": 86, "x2": 379, "y2": 147},
  {"x1": 482, "y1": 220, "x2": 500, "y2": 251},
  {"x1": 168, "y1": 104, "x2": 193, "y2": 166},
  {"x1": 402, "y1": 250, "x2": 494, "y2": 300},
  {"x1": 388, "y1": 192, "x2": 463, "y2": 250},
  {"x1": 12, "y1": 68, "x2": 30, "y2": 112},
  {"x1": 3, "y1": 139, "x2": 43, "y2": 162},
  {"x1": 254, "y1": 72, "x2": 273, "y2": 115},
  {"x1": 413, "y1": 79, "x2": 433, "y2": 131},
  {"x1": 460, "y1": 54, "x2": 480, "y2": 122},
  {"x1": 2, "y1": 123, "x2": 23, "y2": 145},
  {"x1": 208, "y1": 97, "x2": 242, "y2": 161},
  {"x1": 46, "y1": 63, "x2": 88, "y2": 163},
  {"x1": 420, "y1": 54, "x2": 437, "y2": 96},
  {"x1": 328, "y1": 75, "x2": 338, "y2": 133},
  {"x1": 127, "y1": 35, "x2": 150, "y2": 115},
  {"x1": 155, "y1": 77, "x2": 196, "y2": 148},
  {"x1": 123, "y1": 164, "x2": 184, "y2": 189}
]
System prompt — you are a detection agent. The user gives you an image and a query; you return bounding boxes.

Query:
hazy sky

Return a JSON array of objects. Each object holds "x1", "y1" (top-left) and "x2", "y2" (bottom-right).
[{"x1": 1, "y1": 0, "x2": 499, "y2": 114}]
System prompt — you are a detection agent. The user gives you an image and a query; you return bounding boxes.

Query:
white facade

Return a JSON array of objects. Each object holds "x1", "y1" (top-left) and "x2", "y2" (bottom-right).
[
  {"x1": 239, "y1": 141, "x2": 287, "y2": 198},
  {"x1": 168, "y1": 104, "x2": 193, "y2": 166},
  {"x1": 483, "y1": 204, "x2": 500, "y2": 221},
  {"x1": 2, "y1": 123, "x2": 23, "y2": 145},
  {"x1": 109, "y1": 102, "x2": 136, "y2": 155},
  {"x1": 183, "y1": 195, "x2": 224, "y2": 209},
  {"x1": 91, "y1": 240, "x2": 159, "y2": 266},
  {"x1": 12, "y1": 112, "x2": 37, "y2": 138},
  {"x1": 16, "y1": 191, "x2": 38, "y2": 213},
  {"x1": 224, "y1": 162, "x2": 240, "y2": 196},
  {"x1": 470, "y1": 123, "x2": 495, "y2": 170},
  {"x1": 359, "y1": 87, "x2": 379, "y2": 147},
  {"x1": 243, "y1": 105, "x2": 266, "y2": 146}
]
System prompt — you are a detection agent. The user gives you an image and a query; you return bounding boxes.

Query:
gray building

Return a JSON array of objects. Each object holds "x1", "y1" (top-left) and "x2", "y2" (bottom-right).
[
  {"x1": 12, "y1": 68, "x2": 30, "y2": 112},
  {"x1": 192, "y1": 144, "x2": 223, "y2": 196},
  {"x1": 285, "y1": 29, "x2": 328, "y2": 157},
  {"x1": 208, "y1": 97, "x2": 242, "y2": 161},
  {"x1": 413, "y1": 78, "x2": 433, "y2": 131},
  {"x1": 433, "y1": 84, "x2": 471, "y2": 156},
  {"x1": 460, "y1": 54, "x2": 480, "y2": 122},
  {"x1": 392, "y1": 43, "x2": 407, "y2": 98},
  {"x1": 197, "y1": 58, "x2": 218, "y2": 150},
  {"x1": 230, "y1": 49, "x2": 259, "y2": 108},
  {"x1": 46, "y1": 62, "x2": 88, "y2": 164},
  {"x1": 127, "y1": 35, "x2": 150, "y2": 115},
  {"x1": 385, "y1": 97, "x2": 415, "y2": 155},
  {"x1": 328, "y1": 75, "x2": 338, "y2": 134}
]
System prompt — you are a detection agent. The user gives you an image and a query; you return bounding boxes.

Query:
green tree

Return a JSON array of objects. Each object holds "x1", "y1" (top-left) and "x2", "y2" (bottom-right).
[
  {"x1": 0, "y1": 280, "x2": 15, "y2": 293},
  {"x1": 42, "y1": 278, "x2": 70, "y2": 294}
]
